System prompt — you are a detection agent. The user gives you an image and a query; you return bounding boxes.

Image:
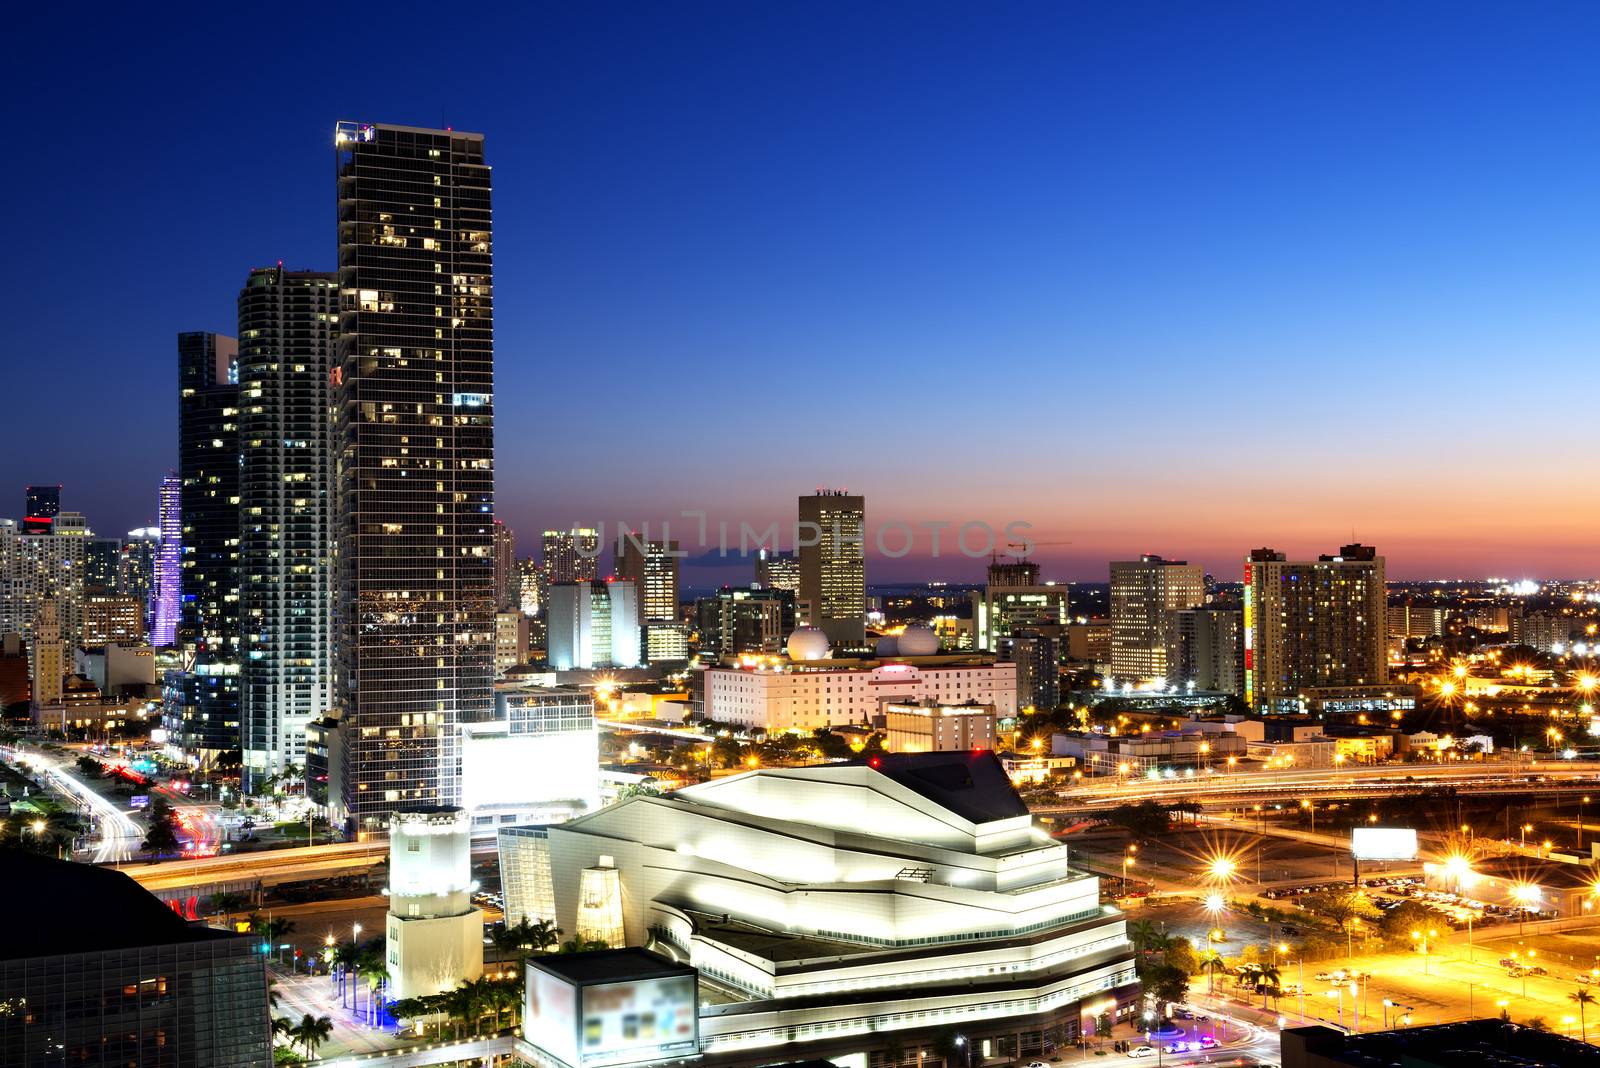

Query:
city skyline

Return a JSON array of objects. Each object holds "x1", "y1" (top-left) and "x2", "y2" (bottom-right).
[{"x1": 6, "y1": 5, "x2": 1600, "y2": 582}]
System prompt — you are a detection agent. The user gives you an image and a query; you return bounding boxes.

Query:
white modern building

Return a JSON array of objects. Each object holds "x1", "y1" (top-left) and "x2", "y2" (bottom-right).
[
  {"x1": 884, "y1": 699, "x2": 997, "y2": 752},
  {"x1": 507, "y1": 752, "x2": 1136, "y2": 1068},
  {"x1": 459, "y1": 687, "x2": 602, "y2": 832},
  {"x1": 704, "y1": 645, "x2": 1017, "y2": 732},
  {"x1": 548, "y1": 580, "x2": 641, "y2": 670},
  {"x1": 386, "y1": 807, "x2": 484, "y2": 1000}
]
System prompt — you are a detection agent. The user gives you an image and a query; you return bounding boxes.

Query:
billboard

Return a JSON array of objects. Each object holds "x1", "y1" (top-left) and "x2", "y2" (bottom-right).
[
  {"x1": 1351, "y1": 827, "x2": 1418, "y2": 861},
  {"x1": 578, "y1": 976, "x2": 698, "y2": 1067},
  {"x1": 525, "y1": 967, "x2": 579, "y2": 1067}
]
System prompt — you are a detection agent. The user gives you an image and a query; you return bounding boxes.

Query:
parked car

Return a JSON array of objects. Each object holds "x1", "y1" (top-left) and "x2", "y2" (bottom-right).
[{"x1": 1128, "y1": 1046, "x2": 1156, "y2": 1059}]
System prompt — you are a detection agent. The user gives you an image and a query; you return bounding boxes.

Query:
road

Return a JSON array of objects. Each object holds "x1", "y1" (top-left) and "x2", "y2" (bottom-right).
[{"x1": 7, "y1": 745, "x2": 144, "y2": 862}]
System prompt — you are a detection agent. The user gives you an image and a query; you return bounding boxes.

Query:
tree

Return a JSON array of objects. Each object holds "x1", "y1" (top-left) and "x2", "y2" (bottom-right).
[
  {"x1": 290, "y1": 1014, "x2": 333, "y2": 1061},
  {"x1": 559, "y1": 936, "x2": 612, "y2": 954},
  {"x1": 1570, "y1": 988, "x2": 1595, "y2": 1043},
  {"x1": 1102, "y1": 801, "x2": 1170, "y2": 843},
  {"x1": 1258, "y1": 963, "x2": 1282, "y2": 1009},
  {"x1": 1199, "y1": 949, "x2": 1228, "y2": 995},
  {"x1": 141, "y1": 798, "x2": 182, "y2": 859},
  {"x1": 1377, "y1": 900, "x2": 1438, "y2": 946},
  {"x1": 1305, "y1": 891, "x2": 1380, "y2": 934},
  {"x1": 211, "y1": 891, "x2": 250, "y2": 927}
]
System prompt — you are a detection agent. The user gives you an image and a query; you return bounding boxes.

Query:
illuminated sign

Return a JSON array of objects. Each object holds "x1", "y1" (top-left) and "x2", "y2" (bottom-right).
[
  {"x1": 335, "y1": 121, "x2": 376, "y2": 144},
  {"x1": 579, "y1": 977, "x2": 697, "y2": 1067},
  {"x1": 1351, "y1": 827, "x2": 1418, "y2": 861}
]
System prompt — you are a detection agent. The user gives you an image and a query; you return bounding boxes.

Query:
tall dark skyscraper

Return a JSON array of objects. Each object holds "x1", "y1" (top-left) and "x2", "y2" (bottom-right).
[
  {"x1": 238, "y1": 267, "x2": 338, "y2": 790},
  {"x1": 797, "y1": 490, "x2": 866, "y2": 645},
  {"x1": 23, "y1": 485, "x2": 60, "y2": 534},
  {"x1": 332, "y1": 122, "x2": 495, "y2": 832},
  {"x1": 176, "y1": 331, "x2": 242, "y2": 762}
]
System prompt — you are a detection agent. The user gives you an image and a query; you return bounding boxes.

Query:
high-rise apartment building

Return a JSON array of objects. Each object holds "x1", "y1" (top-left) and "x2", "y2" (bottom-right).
[
  {"x1": 84, "y1": 593, "x2": 145, "y2": 646},
  {"x1": 492, "y1": 519, "x2": 517, "y2": 610},
  {"x1": 1172, "y1": 605, "x2": 1245, "y2": 694},
  {"x1": 83, "y1": 536, "x2": 121, "y2": 593},
  {"x1": 0, "y1": 514, "x2": 90, "y2": 651},
  {"x1": 797, "y1": 490, "x2": 865, "y2": 646},
  {"x1": 177, "y1": 331, "x2": 242, "y2": 760},
  {"x1": 238, "y1": 267, "x2": 338, "y2": 789},
  {"x1": 615, "y1": 536, "x2": 679, "y2": 627},
  {"x1": 996, "y1": 629, "x2": 1060, "y2": 712},
  {"x1": 23, "y1": 485, "x2": 60, "y2": 534},
  {"x1": 695, "y1": 587, "x2": 796, "y2": 659},
  {"x1": 333, "y1": 122, "x2": 495, "y2": 832},
  {"x1": 119, "y1": 527, "x2": 160, "y2": 629},
  {"x1": 1243, "y1": 544, "x2": 1387, "y2": 712},
  {"x1": 151, "y1": 477, "x2": 182, "y2": 648},
  {"x1": 516, "y1": 557, "x2": 543, "y2": 616},
  {"x1": 754, "y1": 547, "x2": 799, "y2": 594},
  {"x1": 1108, "y1": 555, "x2": 1204, "y2": 683},
  {"x1": 541, "y1": 528, "x2": 599, "y2": 584}
]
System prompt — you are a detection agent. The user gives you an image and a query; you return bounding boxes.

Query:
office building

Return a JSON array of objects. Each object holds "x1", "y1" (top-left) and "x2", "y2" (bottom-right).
[
  {"x1": 797, "y1": 490, "x2": 865, "y2": 645},
  {"x1": 976, "y1": 559, "x2": 1072, "y2": 652},
  {"x1": 542, "y1": 528, "x2": 600, "y2": 584},
  {"x1": 385, "y1": 807, "x2": 484, "y2": 1000},
  {"x1": 705, "y1": 641, "x2": 1017, "y2": 731},
  {"x1": 1066, "y1": 619, "x2": 1111, "y2": 665},
  {"x1": 332, "y1": 121, "x2": 496, "y2": 832},
  {"x1": 1244, "y1": 544, "x2": 1387, "y2": 712},
  {"x1": 0, "y1": 854, "x2": 271, "y2": 1067},
  {"x1": 151, "y1": 477, "x2": 182, "y2": 647},
  {"x1": 616, "y1": 536, "x2": 679, "y2": 628},
  {"x1": 643, "y1": 622, "x2": 689, "y2": 664},
  {"x1": 493, "y1": 519, "x2": 518, "y2": 610},
  {"x1": 695, "y1": 587, "x2": 796, "y2": 659},
  {"x1": 22, "y1": 485, "x2": 60, "y2": 534},
  {"x1": 1172, "y1": 605, "x2": 1245, "y2": 694},
  {"x1": 1108, "y1": 555, "x2": 1204, "y2": 683},
  {"x1": 177, "y1": 330, "x2": 242, "y2": 760},
  {"x1": 460, "y1": 687, "x2": 600, "y2": 830},
  {"x1": 547, "y1": 580, "x2": 640, "y2": 670},
  {"x1": 496, "y1": 610, "x2": 530, "y2": 673},
  {"x1": 83, "y1": 592, "x2": 145, "y2": 646},
  {"x1": 884, "y1": 699, "x2": 997, "y2": 752},
  {"x1": 237, "y1": 267, "x2": 338, "y2": 790},
  {"x1": 997, "y1": 629, "x2": 1060, "y2": 711},
  {"x1": 754, "y1": 547, "x2": 799, "y2": 593},
  {"x1": 513, "y1": 753, "x2": 1136, "y2": 1067}
]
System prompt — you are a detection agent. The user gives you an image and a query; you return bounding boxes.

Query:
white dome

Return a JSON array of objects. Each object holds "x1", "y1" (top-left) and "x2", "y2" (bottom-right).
[
  {"x1": 874, "y1": 635, "x2": 899, "y2": 657},
  {"x1": 896, "y1": 623, "x2": 940, "y2": 657},
  {"x1": 786, "y1": 626, "x2": 832, "y2": 662}
]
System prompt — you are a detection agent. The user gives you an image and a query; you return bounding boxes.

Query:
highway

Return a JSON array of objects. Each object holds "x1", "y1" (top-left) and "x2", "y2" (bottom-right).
[{"x1": 1037, "y1": 761, "x2": 1600, "y2": 812}]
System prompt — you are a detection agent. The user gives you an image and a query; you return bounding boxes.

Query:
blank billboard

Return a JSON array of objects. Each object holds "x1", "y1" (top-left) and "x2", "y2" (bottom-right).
[{"x1": 1351, "y1": 827, "x2": 1418, "y2": 861}]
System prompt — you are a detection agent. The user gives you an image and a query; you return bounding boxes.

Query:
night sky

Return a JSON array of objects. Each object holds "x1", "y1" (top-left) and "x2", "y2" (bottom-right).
[{"x1": 6, "y1": 3, "x2": 1598, "y2": 585}]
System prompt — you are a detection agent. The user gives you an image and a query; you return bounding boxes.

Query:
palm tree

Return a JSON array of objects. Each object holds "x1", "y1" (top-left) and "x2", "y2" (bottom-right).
[
  {"x1": 356, "y1": 949, "x2": 387, "y2": 1022},
  {"x1": 1570, "y1": 988, "x2": 1595, "y2": 1043},
  {"x1": 1200, "y1": 950, "x2": 1228, "y2": 995},
  {"x1": 1258, "y1": 964, "x2": 1283, "y2": 1010},
  {"x1": 332, "y1": 942, "x2": 363, "y2": 1006},
  {"x1": 291, "y1": 1014, "x2": 333, "y2": 1061},
  {"x1": 268, "y1": 978, "x2": 282, "y2": 1013},
  {"x1": 1127, "y1": 920, "x2": 1156, "y2": 954}
]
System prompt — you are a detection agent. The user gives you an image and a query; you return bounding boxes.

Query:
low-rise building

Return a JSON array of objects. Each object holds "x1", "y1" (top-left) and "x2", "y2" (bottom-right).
[
  {"x1": 1053, "y1": 728, "x2": 1248, "y2": 775},
  {"x1": 884, "y1": 699, "x2": 996, "y2": 752}
]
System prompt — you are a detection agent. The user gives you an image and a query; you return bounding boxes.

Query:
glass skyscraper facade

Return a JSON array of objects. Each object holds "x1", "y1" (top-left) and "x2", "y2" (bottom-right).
[
  {"x1": 333, "y1": 122, "x2": 495, "y2": 832},
  {"x1": 176, "y1": 332, "x2": 242, "y2": 760},
  {"x1": 238, "y1": 267, "x2": 338, "y2": 791}
]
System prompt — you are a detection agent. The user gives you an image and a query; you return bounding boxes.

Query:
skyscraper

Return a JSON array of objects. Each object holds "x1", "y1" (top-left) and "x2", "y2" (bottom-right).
[
  {"x1": 975, "y1": 557, "x2": 1071, "y2": 652},
  {"x1": 754, "y1": 547, "x2": 799, "y2": 593},
  {"x1": 541, "y1": 528, "x2": 599, "y2": 584},
  {"x1": 797, "y1": 490, "x2": 865, "y2": 646},
  {"x1": 238, "y1": 266, "x2": 338, "y2": 789},
  {"x1": 1108, "y1": 555, "x2": 1204, "y2": 683},
  {"x1": 0, "y1": 514, "x2": 89, "y2": 650},
  {"x1": 151, "y1": 477, "x2": 182, "y2": 648},
  {"x1": 546, "y1": 580, "x2": 640, "y2": 670},
  {"x1": 1243, "y1": 544, "x2": 1387, "y2": 712},
  {"x1": 333, "y1": 121, "x2": 495, "y2": 832},
  {"x1": 177, "y1": 331, "x2": 242, "y2": 761},
  {"x1": 1172, "y1": 605, "x2": 1245, "y2": 694},
  {"x1": 23, "y1": 485, "x2": 60, "y2": 534},
  {"x1": 120, "y1": 526, "x2": 161, "y2": 629},
  {"x1": 615, "y1": 536, "x2": 679, "y2": 627},
  {"x1": 492, "y1": 519, "x2": 517, "y2": 610}
]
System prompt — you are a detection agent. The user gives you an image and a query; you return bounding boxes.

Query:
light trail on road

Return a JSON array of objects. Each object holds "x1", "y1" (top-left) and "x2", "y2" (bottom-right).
[{"x1": 11, "y1": 747, "x2": 145, "y2": 863}]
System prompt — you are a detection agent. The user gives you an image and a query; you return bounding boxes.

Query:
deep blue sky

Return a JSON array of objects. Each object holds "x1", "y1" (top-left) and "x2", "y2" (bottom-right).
[{"x1": 6, "y1": 3, "x2": 1598, "y2": 584}]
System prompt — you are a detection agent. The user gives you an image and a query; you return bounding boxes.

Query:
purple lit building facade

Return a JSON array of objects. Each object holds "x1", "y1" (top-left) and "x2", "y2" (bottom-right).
[{"x1": 151, "y1": 474, "x2": 181, "y2": 647}]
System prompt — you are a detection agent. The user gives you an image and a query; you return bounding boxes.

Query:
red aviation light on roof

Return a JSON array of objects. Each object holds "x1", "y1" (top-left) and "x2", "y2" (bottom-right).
[{"x1": 867, "y1": 756, "x2": 882, "y2": 769}]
